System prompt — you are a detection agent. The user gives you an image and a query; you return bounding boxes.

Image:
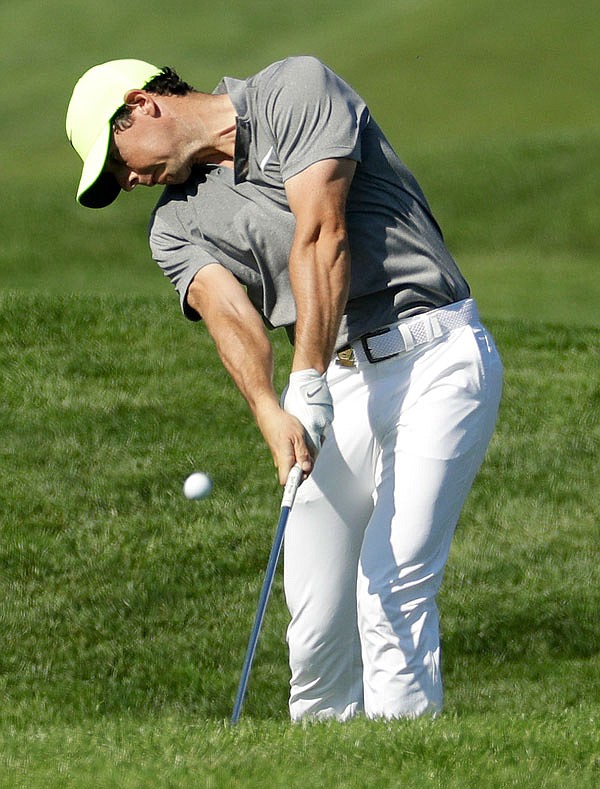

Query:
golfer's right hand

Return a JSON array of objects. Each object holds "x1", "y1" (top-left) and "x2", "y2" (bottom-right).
[
  {"x1": 281, "y1": 368, "x2": 333, "y2": 456},
  {"x1": 255, "y1": 401, "x2": 314, "y2": 484}
]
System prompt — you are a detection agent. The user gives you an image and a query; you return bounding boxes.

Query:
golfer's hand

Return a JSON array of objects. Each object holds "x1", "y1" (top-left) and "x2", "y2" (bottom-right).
[
  {"x1": 281, "y1": 369, "x2": 333, "y2": 456},
  {"x1": 255, "y1": 401, "x2": 314, "y2": 484}
]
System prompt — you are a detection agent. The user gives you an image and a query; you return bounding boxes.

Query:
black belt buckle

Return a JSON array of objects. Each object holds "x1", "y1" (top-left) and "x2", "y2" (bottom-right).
[{"x1": 361, "y1": 326, "x2": 398, "y2": 363}]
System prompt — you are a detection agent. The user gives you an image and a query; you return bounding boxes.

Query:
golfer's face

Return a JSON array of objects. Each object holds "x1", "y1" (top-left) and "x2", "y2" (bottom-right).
[{"x1": 106, "y1": 109, "x2": 192, "y2": 192}]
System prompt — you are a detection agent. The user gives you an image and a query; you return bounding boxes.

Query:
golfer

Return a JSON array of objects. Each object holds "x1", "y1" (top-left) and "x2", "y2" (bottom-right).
[{"x1": 66, "y1": 56, "x2": 502, "y2": 720}]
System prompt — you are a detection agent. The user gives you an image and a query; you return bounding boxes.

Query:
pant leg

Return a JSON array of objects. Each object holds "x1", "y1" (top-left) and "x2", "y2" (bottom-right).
[
  {"x1": 358, "y1": 445, "x2": 491, "y2": 717},
  {"x1": 284, "y1": 365, "x2": 375, "y2": 721},
  {"x1": 284, "y1": 321, "x2": 502, "y2": 721},
  {"x1": 358, "y1": 323, "x2": 502, "y2": 718}
]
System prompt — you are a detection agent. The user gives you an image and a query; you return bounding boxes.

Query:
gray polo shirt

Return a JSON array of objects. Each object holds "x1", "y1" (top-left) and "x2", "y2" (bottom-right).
[{"x1": 149, "y1": 56, "x2": 469, "y2": 349}]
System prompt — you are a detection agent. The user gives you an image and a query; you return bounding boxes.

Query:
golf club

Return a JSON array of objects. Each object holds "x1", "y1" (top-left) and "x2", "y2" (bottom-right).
[{"x1": 230, "y1": 463, "x2": 303, "y2": 725}]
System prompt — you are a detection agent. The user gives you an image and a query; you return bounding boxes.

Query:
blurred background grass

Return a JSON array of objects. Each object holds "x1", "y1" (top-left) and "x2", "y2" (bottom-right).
[{"x1": 1, "y1": 0, "x2": 598, "y2": 324}]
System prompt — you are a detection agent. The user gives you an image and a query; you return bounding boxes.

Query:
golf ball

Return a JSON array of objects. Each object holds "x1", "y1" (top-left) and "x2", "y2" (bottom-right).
[{"x1": 183, "y1": 472, "x2": 212, "y2": 500}]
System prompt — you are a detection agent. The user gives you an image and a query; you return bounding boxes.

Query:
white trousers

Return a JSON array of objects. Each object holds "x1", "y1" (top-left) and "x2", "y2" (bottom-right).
[{"x1": 283, "y1": 305, "x2": 503, "y2": 721}]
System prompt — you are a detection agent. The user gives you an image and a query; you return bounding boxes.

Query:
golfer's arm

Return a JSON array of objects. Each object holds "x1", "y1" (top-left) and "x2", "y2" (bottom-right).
[
  {"x1": 186, "y1": 264, "x2": 312, "y2": 480},
  {"x1": 284, "y1": 158, "x2": 355, "y2": 374},
  {"x1": 187, "y1": 264, "x2": 278, "y2": 417}
]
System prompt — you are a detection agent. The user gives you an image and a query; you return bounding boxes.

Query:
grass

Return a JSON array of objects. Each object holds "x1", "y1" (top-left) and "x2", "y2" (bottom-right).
[
  {"x1": 1, "y1": 0, "x2": 599, "y2": 784},
  {"x1": 1, "y1": 713, "x2": 599, "y2": 788},
  {"x1": 1, "y1": 297, "x2": 598, "y2": 786}
]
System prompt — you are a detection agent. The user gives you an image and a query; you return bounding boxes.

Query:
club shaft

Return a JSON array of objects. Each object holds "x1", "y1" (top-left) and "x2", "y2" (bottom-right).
[{"x1": 230, "y1": 465, "x2": 302, "y2": 725}]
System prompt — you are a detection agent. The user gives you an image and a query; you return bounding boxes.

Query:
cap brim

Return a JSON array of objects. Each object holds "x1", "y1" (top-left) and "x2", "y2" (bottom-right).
[
  {"x1": 79, "y1": 171, "x2": 121, "y2": 209},
  {"x1": 76, "y1": 123, "x2": 121, "y2": 208}
]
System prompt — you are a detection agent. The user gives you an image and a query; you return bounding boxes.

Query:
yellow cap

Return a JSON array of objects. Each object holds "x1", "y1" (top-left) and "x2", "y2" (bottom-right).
[{"x1": 66, "y1": 59, "x2": 160, "y2": 208}]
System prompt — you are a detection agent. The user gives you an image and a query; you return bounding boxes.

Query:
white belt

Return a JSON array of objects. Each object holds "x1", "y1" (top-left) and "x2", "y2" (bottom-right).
[{"x1": 336, "y1": 299, "x2": 479, "y2": 367}]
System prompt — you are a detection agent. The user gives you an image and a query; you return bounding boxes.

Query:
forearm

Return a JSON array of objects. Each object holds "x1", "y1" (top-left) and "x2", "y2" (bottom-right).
[
  {"x1": 188, "y1": 266, "x2": 277, "y2": 415},
  {"x1": 210, "y1": 315, "x2": 312, "y2": 481},
  {"x1": 208, "y1": 310, "x2": 278, "y2": 419},
  {"x1": 285, "y1": 158, "x2": 355, "y2": 374},
  {"x1": 187, "y1": 266, "x2": 313, "y2": 481},
  {"x1": 289, "y1": 230, "x2": 351, "y2": 374}
]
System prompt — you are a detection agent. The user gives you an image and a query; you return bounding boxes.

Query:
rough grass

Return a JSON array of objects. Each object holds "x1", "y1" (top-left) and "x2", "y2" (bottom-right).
[{"x1": 1, "y1": 296, "x2": 598, "y2": 786}]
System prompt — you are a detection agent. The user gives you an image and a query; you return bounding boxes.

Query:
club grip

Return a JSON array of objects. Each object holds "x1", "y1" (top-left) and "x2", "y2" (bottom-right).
[{"x1": 281, "y1": 464, "x2": 302, "y2": 509}]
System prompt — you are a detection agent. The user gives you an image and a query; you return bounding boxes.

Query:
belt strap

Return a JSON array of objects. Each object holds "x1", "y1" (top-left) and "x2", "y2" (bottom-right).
[{"x1": 337, "y1": 299, "x2": 479, "y2": 367}]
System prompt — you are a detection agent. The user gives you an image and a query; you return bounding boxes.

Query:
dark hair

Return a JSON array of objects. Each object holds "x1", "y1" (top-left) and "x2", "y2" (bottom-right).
[
  {"x1": 112, "y1": 66, "x2": 196, "y2": 131},
  {"x1": 144, "y1": 66, "x2": 196, "y2": 96}
]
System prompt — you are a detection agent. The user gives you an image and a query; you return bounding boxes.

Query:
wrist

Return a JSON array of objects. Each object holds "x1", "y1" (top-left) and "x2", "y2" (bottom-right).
[
  {"x1": 253, "y1": 391, "x2": 282, "y2": 421},
  {"x1": 291, "y1": 359, "x2": 327, "y2": 375},
  {"x1": 288, "y1": 368, "x2": 324, "y2": 384}
]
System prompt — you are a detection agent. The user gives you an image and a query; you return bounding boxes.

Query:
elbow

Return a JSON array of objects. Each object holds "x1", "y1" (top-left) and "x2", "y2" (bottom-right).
[
  {"x1": 321, "y1": 224, "x2": 351, "y2": 272},
  {"x1": 296, "y1": 218, "x2": 350, "y2": 261},
  {"x1": 186, "y1": 277, "x2": 204, "y2": 317}
]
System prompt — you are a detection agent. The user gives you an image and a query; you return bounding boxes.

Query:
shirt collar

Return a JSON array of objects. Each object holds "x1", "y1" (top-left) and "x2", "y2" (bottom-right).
[{"x1": 213, "y1": 76, "x2": 250, "y2": 183}]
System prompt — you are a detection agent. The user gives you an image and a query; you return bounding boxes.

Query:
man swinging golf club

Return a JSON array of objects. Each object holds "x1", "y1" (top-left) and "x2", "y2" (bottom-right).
[{"x1": 66, "y1": 55, "x2": 502, "y2": 720}]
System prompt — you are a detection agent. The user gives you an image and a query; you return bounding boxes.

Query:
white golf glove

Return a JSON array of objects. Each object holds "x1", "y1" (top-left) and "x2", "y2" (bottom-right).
[{"x1": 281, "y1": 368, "x2": 333, "y2": 455}]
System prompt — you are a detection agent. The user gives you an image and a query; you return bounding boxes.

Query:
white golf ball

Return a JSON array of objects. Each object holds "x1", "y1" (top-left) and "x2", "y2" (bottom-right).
[{"x1": 183, "y1": 472, "x2": 213, "y2": 500}]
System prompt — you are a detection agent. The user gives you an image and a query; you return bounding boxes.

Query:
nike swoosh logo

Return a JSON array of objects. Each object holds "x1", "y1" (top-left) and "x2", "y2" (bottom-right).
[
  {"x1": 259, "y1": 146, "x2": 274, "y2": 173},
  {"x1": 306, "y1": 385, "x2": 324, "y2": 398}
]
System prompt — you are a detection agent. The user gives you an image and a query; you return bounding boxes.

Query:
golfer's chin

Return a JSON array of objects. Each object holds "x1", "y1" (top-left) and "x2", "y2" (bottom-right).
[{"x1": 162, "y1": 165, "x2": 193, "y2": 186}]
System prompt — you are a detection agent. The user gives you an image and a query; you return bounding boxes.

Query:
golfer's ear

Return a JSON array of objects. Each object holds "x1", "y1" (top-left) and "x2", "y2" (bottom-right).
[{"x1": 123, "y1": 90, "x2": 159, "y2": 116}]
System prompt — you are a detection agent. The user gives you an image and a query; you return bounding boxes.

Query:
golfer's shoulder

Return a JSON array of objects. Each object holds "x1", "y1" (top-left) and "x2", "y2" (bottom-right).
[{"x1": 254, "y1": 55, "x2": 332, "y2": 91}]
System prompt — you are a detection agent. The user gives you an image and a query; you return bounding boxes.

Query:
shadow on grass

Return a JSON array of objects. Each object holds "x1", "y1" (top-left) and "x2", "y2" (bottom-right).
[{"x1": 442, "y1": 594, "x2": 599, "y2": 666}]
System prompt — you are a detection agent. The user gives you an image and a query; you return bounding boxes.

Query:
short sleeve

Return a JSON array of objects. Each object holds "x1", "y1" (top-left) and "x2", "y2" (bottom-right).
[
  {"x1": 263, "y1": 56, "x2": 369, "y2": 182},
  {"x1": 149, "y1": 205, "x2": 219, "y2": 321}
]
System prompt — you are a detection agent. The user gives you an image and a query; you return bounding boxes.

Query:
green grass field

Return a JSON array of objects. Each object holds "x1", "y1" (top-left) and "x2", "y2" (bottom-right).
[{"x1": 1, "y1": 0, "x2": 599, "y2": 786}]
